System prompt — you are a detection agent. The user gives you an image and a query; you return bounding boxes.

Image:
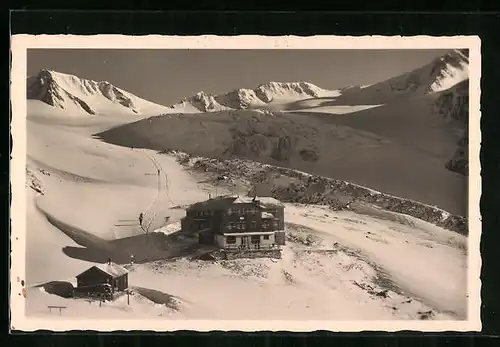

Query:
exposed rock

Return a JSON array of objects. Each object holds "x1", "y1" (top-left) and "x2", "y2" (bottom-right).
[{"x1": 168, "y1": 151, "x2": 468, "y2": 235}]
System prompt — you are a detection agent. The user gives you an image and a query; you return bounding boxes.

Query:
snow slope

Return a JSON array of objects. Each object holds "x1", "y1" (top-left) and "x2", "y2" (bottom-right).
[
  {"x1": 27, "y1": 69, "x2": 170, "y2": 116},
  {"x1": 21, "y1": 101, "x2": 468, "y2": 323}
]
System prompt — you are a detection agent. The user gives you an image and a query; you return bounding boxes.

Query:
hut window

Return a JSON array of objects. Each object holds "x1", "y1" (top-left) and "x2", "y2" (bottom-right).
[
  {"x1": 251, "y1": 235, "x2": 261, "y2": 244},
  {"x1": 229, "y1": 208, "x2": 241, "y2": 216},
  {"x1": 226, "y1": 236, "x2": 236, "y2": 244},
  {"x1": 263, "y1": 235, "x2": 270, "y2": 240}
]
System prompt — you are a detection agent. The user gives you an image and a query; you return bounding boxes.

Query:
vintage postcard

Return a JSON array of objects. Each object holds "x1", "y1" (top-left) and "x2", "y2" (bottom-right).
[{"x1": 10, "y1": 35, "x2": 481, "y2": 332}]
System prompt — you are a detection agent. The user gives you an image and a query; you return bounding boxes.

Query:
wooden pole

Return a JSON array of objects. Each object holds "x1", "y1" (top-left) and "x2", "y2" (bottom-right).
[{"x1": 127, "y1": 290, "x2": 130, "y2": 305}]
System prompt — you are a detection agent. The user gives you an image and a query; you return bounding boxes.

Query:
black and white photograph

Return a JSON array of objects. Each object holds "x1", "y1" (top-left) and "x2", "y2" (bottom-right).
[{"x1": 10, "y1": 35, "x2": 481, "y2": 332}]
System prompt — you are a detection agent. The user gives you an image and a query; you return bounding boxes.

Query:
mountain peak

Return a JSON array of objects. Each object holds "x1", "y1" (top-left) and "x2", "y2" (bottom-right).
[
  {"x1": 166, "y1": 81, "x2": 340, "y2": 113},
  {"x1": 27, "y1": 69, "x2": 168, "y2": 116},
  {"x1": 426, "y1": 49, "x2": 469, "y2": 93}
]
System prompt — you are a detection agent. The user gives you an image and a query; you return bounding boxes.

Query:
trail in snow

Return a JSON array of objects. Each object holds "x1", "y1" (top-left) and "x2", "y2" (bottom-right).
[{"x1": 135, "y1": 148, "x2": 175, "y2": 234}]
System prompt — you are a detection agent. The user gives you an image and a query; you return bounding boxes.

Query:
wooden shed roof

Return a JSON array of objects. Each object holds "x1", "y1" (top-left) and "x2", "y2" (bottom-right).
[{"x1": 76, "y1": 262, "x2": 129, "y2": 279}]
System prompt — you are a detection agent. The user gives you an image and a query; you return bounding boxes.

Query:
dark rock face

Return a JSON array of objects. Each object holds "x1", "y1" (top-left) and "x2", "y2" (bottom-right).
[
  {"x1": 271, "y1": 136, "x2": 292, "y2": 162},
  {"x1": 98, "y1": 81, "x2": 137, "y2": 111},
  {"x1": 433, "y1": 79, "x2": 469, "y2": 176},
  {"x1": 299, "y1": 148, "x2": 319, "y2": 162},
  {"x1": 446, "y1": 132, "x2": 468, "y2": 176},
  {"x1": 434, "y1": 80, "x2": 469, "y2": 123}
]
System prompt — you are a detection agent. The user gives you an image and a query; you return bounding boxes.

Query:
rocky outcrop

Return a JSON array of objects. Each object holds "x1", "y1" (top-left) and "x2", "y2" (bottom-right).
[
  {"x1": 271, "y1": 136, "x2": 292, "y2": 162},
  {"x1": 434, "y1": 79, "x2": 469, "y2": 123},
  {"x1": 169, "y1": 152, "x2": 468, "y2": 235},
  {"x1": 434, "y1": 79, "x2": 469, "y2": 176},
  {"x1": 446, "y1": 131, "x2": 468, "y2": 176},
  {"x1": 26, "y1": 167, "x2": 45, "y2": 195}
]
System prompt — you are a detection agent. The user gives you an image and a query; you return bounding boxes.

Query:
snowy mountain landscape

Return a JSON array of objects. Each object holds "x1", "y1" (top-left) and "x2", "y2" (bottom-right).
[{"x1": 22, "y1": 49, "x2": 470, "y2": 323}]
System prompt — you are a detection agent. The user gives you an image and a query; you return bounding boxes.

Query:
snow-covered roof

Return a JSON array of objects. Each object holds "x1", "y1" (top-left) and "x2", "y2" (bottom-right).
[
  {"x1": 187, "y1": 195, "x2": 284, "y2": 211},
  {"x1": 95, "y1": 263, "x2": 129, "y2": 277},
  {"x1": 77, "y1": 262, "x2": 129, "y2": 278},
  {"x1": 233, "y1": 196, "x2": 284, "y2": 207}
]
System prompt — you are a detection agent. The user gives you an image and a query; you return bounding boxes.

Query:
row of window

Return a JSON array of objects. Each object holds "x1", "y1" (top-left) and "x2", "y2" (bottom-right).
[
  {"x1": 227, "y1": 208, "x2": 259, "y2": 216},
  {"x1": 227, "y1": 221, "x2": 253, "y2": 231},
  {"x1": 262, "y1": 220, "x2": 279, "y2": 229},
  {"x1": 195, "y1": 208, "x2": 278, "y2": 217},
  {"x1": 195, "y1": 210, "x2": 213, "y2": 217},
  {"x1": 225, "y1": 235, "x2": 271, "y2": 244},
  {"x1": 225, "y1": 220, "x2": 280, "y2": 231}
]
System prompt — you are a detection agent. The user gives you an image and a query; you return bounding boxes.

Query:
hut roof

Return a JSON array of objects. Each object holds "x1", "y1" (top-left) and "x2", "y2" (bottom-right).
[
  {"x1": 76, "y1": 262, "x2": 129, "y2": 279},
  {"x1": 187, "y1": 195, "x2": 284, "y2": 211}
]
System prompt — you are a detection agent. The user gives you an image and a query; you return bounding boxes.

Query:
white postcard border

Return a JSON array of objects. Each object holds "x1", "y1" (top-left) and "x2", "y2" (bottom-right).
[{"x1": 10, "y1": 34, "x2": 482, "y2": 332}]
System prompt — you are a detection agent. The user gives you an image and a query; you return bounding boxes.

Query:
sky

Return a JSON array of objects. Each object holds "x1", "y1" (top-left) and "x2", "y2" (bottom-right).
[{"x1": 27, "y1": 49, "x2": 450, "y2": 106}]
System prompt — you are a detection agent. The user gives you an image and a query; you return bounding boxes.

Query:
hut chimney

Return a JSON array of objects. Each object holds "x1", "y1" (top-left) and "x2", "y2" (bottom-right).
[{"x1": 107, "y1": 258, "x2": 112, "y2": 265}]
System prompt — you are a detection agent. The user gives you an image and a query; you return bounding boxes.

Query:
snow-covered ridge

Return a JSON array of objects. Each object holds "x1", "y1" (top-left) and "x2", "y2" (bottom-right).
[
  {"x1": 165, "y1": 50, "x2": 469, "y2": 114},
  {"x1": 166, "y1": 81, "x2": 342, "y2": 113},
  {"x1": 363, "y1": 49, "x2": 469, "y2": 97},
  {"x1": 27, "y1": 69, "x2": 169, "y2": 116}
]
